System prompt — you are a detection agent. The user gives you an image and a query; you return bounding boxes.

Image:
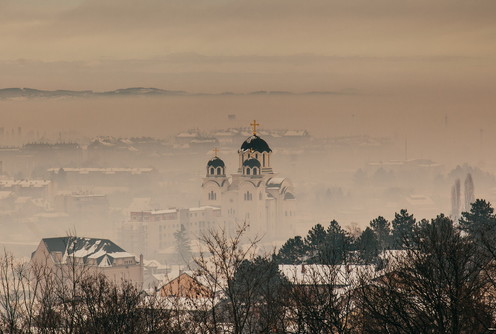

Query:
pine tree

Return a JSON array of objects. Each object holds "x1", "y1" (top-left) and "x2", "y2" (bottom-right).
[
  {"x1": 174, "y1": 224, "x2": 192, "y2": 264},
  {"x1": 391, "y1": 209, "x2": 416, "y2": 249}
]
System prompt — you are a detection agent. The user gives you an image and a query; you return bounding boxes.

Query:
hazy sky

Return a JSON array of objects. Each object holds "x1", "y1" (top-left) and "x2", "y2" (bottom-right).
[{"x1": 1, "y1": 0, "x2": 495, "y2": 95}]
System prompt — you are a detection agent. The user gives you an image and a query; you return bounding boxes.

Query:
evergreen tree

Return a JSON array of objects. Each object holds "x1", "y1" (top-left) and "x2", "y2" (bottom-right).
[
  {"x1": 305, "y1": 224, "x2": 327, "y2": 247},
  {"x1": 370, "y1": 216, "x2": 391, "y2": 251},
  {"x1": 174, "y1": 224, "x2": 192, "y2": 264},
  {"x1": 315, "y1": 220, "x2": 352, "y2": 265},
  {"x1": 275, "y1": 236, "x2": 307, "y2": 264},
  {"x1": 391, "y1": 209, "x2": 416, "y2": 249},
  {"x1": 356, "y1": 227, "x2": 379, "y2": 264},
  {"x1": 459, "y1": 199, "x2": 496, "y2": 254},
  {"x1": 305, "y1": 224, "x2": 327, "y2": 261}
]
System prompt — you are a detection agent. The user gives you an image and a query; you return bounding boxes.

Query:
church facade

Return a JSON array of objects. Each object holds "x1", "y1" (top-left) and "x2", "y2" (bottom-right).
[{"x1": 201, "y1": 121, "x2": 295, "y2": 240}]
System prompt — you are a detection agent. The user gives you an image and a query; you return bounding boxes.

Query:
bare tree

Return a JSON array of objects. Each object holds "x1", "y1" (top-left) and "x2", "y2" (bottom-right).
[
  {"x1": 357, "y1": 214, "x2": 492, "y2": 334},
  {"x1": 193, "y1": 222, "x2": 283, "y2": 334}
]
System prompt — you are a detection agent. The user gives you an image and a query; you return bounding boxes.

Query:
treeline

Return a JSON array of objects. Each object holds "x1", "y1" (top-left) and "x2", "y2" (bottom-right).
[
  {"x1": 2, "y1": 200, "x2": 496, "y2": 333},
  {"x1": 275, "y1": 199, "x2": 496, "y2": 268},
  {"x1": 275, "y1": 209, "x2": 416, "y2": 266}
]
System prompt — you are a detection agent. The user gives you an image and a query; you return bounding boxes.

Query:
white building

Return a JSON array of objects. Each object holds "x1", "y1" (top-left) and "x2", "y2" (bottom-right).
[
  {"x1": 201, "y1": 121, "x2": 296, "y2": 240},
  {"x1": 122, "y1": 206, "x2": 221, "y2": 259}
]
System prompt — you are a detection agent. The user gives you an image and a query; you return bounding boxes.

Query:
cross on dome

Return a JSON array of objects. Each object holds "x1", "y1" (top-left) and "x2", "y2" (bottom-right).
[{"x1": 250, "y1": 120, "x2": 260, "y2": 135}]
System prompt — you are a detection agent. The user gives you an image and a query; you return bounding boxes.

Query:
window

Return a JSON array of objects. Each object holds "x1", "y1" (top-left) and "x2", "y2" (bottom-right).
[
  {"x1": 246, "y1": 168, "x2": 251, "y2": 175},
  {"x1": 208, "y1": 191, "x2": 217, "y2": 201},
  {"x1": 253, "y1": 168, "x2": 258, "y2": 175},
  {"x1": 209, "y1": 167, "x2": 214, "y2": 175},
  {"x1": 217, "y1": 167, "x2": 222, "y2": 175},
  {"x1": 244, "y1": 191, "x2": 252, "y2": 201}
]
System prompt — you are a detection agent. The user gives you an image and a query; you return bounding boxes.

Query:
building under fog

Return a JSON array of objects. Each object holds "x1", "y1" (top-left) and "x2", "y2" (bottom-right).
[
  {"x1": 201, "y1": 120, "x2": 296, "y2": 239},
  {"x1": 121, "y1": 121, "x2": 296, "y2": 259}
]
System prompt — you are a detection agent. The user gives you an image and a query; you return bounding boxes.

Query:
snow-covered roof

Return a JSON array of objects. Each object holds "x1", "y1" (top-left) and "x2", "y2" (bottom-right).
[
  {"x1": 47, "y1": 167, "x2": 154, "y2": 174},
  {"x1": 266, "y1": 177, "x2": 286, "y2": 188},
  {"x1": 0, "y1": 179, "x2": 51, "y2": 188},
  {"x1": 42, "y1": 236, "x2": 136, "y2": 267},
  {"x1": 189, "y1": 206, "x2": 220, "y2": 212}
]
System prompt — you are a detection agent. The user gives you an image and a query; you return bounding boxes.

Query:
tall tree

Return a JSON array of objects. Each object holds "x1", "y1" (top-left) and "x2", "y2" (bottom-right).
[
  {"x1": 276, "y1": 236, "x2": 308, "y2": 264},
  {"x1": 356, "y1": 227, "x2": 379, "y2": 264},
  {"x1": 370, "y1": 216, "x2": 391, "y2": 251},
  {"x1": 174, "y1": 224, "x2": 192, "y2": 265},
  {"x1": 459, "y1": 199, "x2": 496, "y2": 258},
  {"x1": 391, "y1": 209, "x2": 416, "y2": 249},
  {"x1": 451, "y1": 178, "x2": 461, "y2": 220},
  {"x1": 316, "y1": 220, "x2": 352, "y2": 265},
  {"x1": 464, "y1": 173, "x2": 475, "y2": 212},
  {"x1": 232, "y1": 257, "x2": 288, "y2": 333}
]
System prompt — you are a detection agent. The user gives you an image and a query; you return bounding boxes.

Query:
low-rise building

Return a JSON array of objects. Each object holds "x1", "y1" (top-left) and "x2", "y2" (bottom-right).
[{"x1": 31, "y1": 236, "x2": 143, "y2": 287}]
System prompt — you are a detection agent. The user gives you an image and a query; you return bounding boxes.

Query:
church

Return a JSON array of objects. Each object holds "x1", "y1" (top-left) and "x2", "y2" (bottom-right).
[{"x1": 201, "y1": 121, "x2": 296, "y2": 240}]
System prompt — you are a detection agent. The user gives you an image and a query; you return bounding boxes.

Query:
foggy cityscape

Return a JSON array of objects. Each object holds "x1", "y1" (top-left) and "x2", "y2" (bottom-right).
[{"x1": 0, "y1": 0, "x2": 496, "y2": 332}]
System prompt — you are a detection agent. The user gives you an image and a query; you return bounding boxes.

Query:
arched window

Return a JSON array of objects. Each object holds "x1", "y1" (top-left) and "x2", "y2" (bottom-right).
[
  {"x1": 209, "y1": 167, "x2": 214, "y2": 175},
  {"x1": 217, "y1": 167, "x2": 222, "y2": 175},
  {"x1": 208, "y1": 190, "x2": 216, "y2": 201},
  {"x1": 246, "y1": 168, "x2": 251, "y2": 175},
  {"x1": 244, "y1": 191, "x2": 252, "y2": 201},
  {"x1": 253, "y1": 168, "x2": 258, "y2": 175}
]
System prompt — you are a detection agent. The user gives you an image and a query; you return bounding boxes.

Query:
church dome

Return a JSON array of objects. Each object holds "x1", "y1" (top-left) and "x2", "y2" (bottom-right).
[
  {"x1": 240, "y1": 135, "x2": 272, "y2": 153},
  {"x1": 243, "y1": 157, "x2": 261, "y2": 168},
  {"x1": 207, "y1": 156, "x2": 225, "y2": 168}
]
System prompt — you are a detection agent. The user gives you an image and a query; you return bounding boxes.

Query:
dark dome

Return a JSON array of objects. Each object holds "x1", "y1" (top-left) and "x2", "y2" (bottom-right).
[
  {"x1": 207, "y1": 157, "x2": 225, "y2": 168},
  {"x1": 240, "y1": 135, "x2": 272, "y2": 153},
  {"x1": 243, "y1": 158, "x2": 261, "y2": 168}
]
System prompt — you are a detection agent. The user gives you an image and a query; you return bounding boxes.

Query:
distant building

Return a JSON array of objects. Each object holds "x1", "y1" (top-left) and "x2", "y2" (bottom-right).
[
  {"x1": 48, "y1": 167, "x2": 157, "y2": 188},
  {"x1": 121, "y1": 206, "x2": 221, "y2": 259},
  {"x1": 0, "y1": 179, "x2": 52, "y2": 198},
  {"x1": 54, "y1": 191, "x2": 109, "y2": 216},
  {"x1": 31, "y1": 236, "x2": 143, "y2": 287}
]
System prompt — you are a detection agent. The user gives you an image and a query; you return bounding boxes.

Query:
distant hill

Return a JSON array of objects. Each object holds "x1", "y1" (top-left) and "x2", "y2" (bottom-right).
[
  {"x1": 0, "y1": 87, "x2": 188, "y2": 99},
  {"x1": 0, "y1": 87, "x2": 349, "y2": 99}
]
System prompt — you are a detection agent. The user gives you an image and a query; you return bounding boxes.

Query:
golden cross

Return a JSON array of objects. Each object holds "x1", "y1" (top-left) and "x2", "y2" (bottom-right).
[
  {"x1": 250, "y1": 120, "x2": 260, "y2": 135},
  {"x1": 213, "y1": 147, "x2": 219, "y2": 157}
]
